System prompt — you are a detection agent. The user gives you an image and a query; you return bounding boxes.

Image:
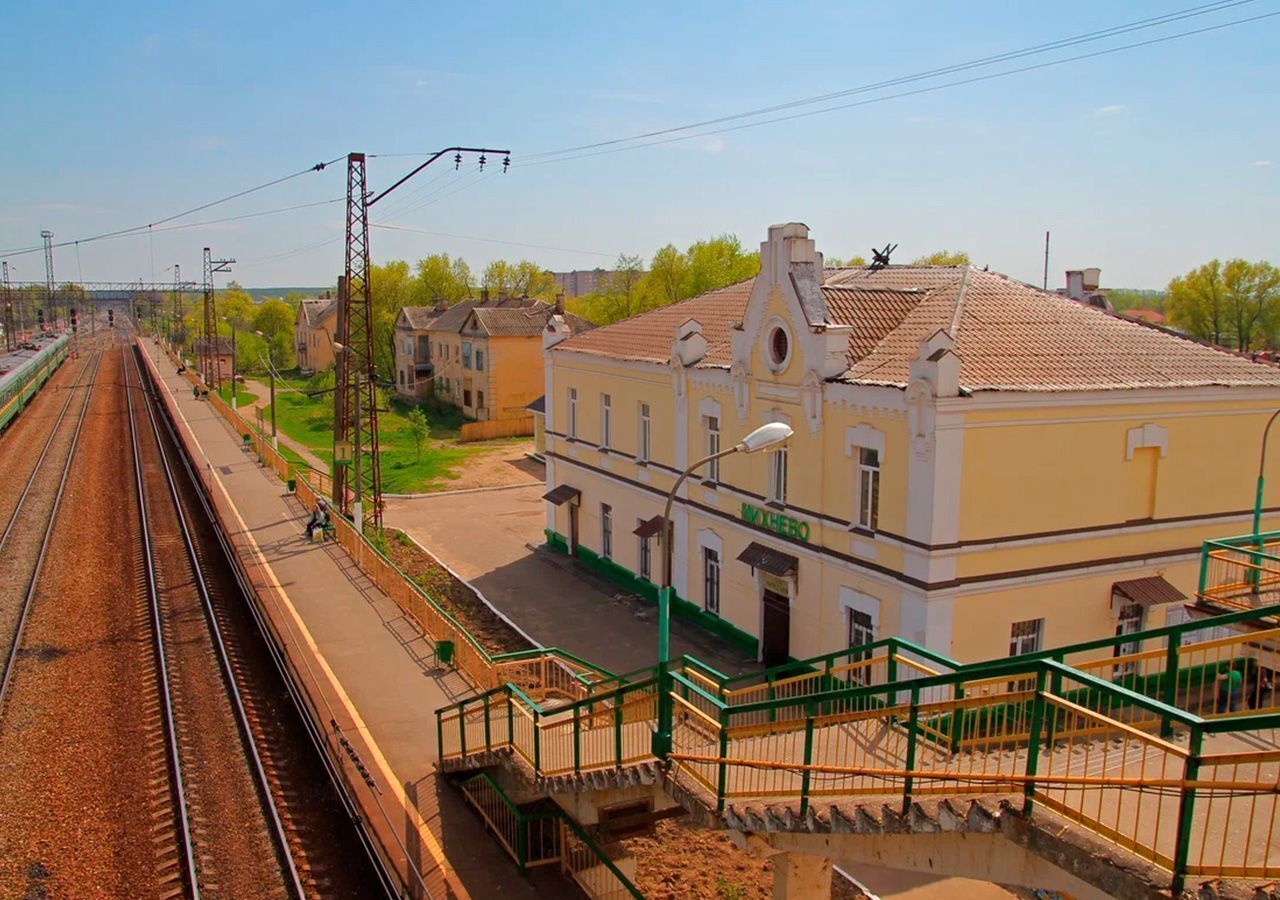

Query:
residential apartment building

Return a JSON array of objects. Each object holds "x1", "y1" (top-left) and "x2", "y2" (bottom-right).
[
  {"x1": 430, "y1": 294, "x2": 591, "y2": 421},
  {"x1": 540, "y1": 223, "x2": 1280, "y2": 667},
  {"x1": 294, "y1": 296, "x2": 338, "y2": 372},
  {"x1": 552, "y1": 269, "x2": 611, "y2": 297},
  {"x1": 393, "y1": 302, "x2": 449, "y2": 400}
]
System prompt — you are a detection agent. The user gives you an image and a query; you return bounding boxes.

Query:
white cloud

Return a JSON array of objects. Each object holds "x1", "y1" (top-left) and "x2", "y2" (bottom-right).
[
  {"x1": 1254, "y1": 160, "x2": 1273, "y2": 167},
  {"x1": 1090, "y1": 104, "x2": 1128, "y2": 118}
]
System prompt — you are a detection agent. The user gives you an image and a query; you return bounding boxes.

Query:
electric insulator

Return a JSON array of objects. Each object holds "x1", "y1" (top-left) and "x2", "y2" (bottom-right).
[
  {"x1": 479, "y1": 154, "x2": 487, "y2": 171},
  {"x1": 503, "y1": 155, "x2": 511, "y2": 173},
  {"x1": 454, "y1": 152, "x2": 462, "y2": 170}
]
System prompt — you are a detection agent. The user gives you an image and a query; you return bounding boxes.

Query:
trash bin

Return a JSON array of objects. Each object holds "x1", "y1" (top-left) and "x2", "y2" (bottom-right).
[
  {"x1": 242, "y1": 433, "x2": 251, "y2": 449},
  {"x1": 287, "y1": 478, "x2": 296, "y2": 492},
  {"x1": 435, "y1": 640, "x2": 455, "y2": 666}
]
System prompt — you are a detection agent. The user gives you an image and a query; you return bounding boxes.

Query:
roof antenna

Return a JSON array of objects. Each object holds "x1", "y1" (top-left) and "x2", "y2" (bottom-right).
[{"x1": 869, "y1": 243, "x2": 897, "y2": 271}]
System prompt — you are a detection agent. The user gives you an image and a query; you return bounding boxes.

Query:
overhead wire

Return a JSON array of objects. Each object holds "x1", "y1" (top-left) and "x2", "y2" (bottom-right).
[
  {"x1": 515, "y1": 8, "x2": 1280, "y2": 169},
  {"x1": 517, "y1": 0, "x2": 1263, "y2": 165},
  {"x1": 0, "y1": 155, "x2": 345, "y2": 259}
]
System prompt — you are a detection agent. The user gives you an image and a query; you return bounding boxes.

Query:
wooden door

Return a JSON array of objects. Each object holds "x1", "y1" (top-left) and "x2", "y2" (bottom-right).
[{"x1": 761, "y1": 589, "x2": 790, "y2": 667}]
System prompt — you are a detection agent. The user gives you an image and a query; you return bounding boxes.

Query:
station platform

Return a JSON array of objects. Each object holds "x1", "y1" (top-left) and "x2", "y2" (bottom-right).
[{"x1": 137, "y1": 338, "x2": 555, "y2": 899}]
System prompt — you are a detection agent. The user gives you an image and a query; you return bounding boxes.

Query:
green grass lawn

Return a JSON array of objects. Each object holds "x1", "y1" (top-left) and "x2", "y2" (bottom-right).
[
  {"x1": 265, "y1": 373, "x2": 489, "y2": 493},
  {"x1": 217, "y1": 384, "x2": 259, "y2": 407}
]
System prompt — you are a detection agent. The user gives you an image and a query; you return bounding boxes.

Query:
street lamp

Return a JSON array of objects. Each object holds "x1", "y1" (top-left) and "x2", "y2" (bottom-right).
[
  {"x1": 1250, "y1": 410, "x2": 1280, "y2": 590},
  {"x1": 220, "y1": 316, "x2": 239, "y2": 409},
  {"x1": 651, "y1": 421, "x2": 794, "y2": 758}
]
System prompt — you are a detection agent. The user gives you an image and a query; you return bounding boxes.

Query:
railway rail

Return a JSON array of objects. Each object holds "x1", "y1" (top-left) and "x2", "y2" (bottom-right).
[
  {"x1": 124, "y1": 344, "x2": 307, "y2": 898},
  {"x1": 0, "y1": 347, "x2": 103, "y2": 707}
]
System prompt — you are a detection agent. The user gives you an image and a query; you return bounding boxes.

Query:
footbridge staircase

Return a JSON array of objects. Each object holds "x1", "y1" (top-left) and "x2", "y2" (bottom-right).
[{"x1": 438, "y1": 534, "x2": 1280, "y2": 899}]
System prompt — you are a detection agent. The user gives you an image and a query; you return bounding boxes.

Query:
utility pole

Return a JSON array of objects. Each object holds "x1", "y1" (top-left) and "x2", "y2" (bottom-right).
[
  {"x1": 2, "y1": 262, "x2": 12, "y2": 351},
  {"x1": 41, "y1": 230, "x2": 54, "y2": 330},
  {"x1": 170, "y1": 265, "x2": 180, "y2": 350},
  {"x1": 334, "y1": 146, "x2": 508, "y2": 531},
  {"x1": 202, "y1": 247, "x2": 235, "y2": 390},
  {"x1": 1043, "y1": 230, "x2": 1050, "y2": 291}
]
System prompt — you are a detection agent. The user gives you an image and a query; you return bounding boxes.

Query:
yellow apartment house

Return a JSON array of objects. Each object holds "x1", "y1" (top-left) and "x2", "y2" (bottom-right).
[
  {"x1": 540, "y1": 223, "x2": 1280, "y2": 666},
  {"x1": 294, "y1": 296, "x2": 338, "y2": 372}
]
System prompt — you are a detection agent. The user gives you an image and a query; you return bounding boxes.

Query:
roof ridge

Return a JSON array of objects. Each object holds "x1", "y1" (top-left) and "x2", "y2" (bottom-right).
[{"x1": 947, "y1": 268, "x2": 973, "y2": 340}]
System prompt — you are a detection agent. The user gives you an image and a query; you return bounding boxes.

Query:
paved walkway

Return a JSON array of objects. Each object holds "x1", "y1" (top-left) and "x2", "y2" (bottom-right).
[
  {"x1": 229, "y1": 377, "x2": 330, "y2": 475},
  {"x1": 386, "y1": 486, "x2": 761, "y2": 678},
  {"x1": 139, "y1": 339, "x2": 560, "y2": 900}
]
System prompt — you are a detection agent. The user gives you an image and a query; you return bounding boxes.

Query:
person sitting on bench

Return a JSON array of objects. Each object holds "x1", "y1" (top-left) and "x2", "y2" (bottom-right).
[{"x1": 304, "y1": 498, "x2": 330, "y2": 541}]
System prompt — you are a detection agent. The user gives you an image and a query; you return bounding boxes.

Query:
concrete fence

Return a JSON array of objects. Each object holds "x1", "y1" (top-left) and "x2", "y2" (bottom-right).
[{"x1": 460, "y1": 414, "x2": 534, "y2": 442}]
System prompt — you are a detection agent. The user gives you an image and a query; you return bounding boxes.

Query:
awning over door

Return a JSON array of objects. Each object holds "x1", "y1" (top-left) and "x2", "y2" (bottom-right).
[
  {"x1": 736, "y1": 542, "x2": 799, "y2": 578},
  {"x1": 1111, "y1": 576, "x2": 1186, "y2": 608},
  {"x1": 633, "y1": 516, "x2": 665, "y2": 539},
  {"x1": 542, "y1": 484, "x2": 581, "y2": 506}
]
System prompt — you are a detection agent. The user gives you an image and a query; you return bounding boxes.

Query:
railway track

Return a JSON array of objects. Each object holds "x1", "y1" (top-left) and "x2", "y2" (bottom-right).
[
  {"x1": 0, "y1": 347, "x2": 103, "y2": 706},
  {"x1": 124, "y1": 344, "x2": 306, "y2": 898}
]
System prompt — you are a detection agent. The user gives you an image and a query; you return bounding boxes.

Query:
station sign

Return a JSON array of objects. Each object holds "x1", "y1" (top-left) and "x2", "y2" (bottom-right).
[{"x1": 739, "y1": 502, "x2": 810, "y2": 543}]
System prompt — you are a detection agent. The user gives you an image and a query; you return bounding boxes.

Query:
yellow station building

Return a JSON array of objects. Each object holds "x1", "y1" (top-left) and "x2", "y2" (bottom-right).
[{"x1": 540, "y1": 223, "x2": 1280, "y2": 666}]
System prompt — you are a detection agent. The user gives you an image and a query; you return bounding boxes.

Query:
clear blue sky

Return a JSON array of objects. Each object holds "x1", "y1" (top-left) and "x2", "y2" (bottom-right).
[{"x1": 1, "y1": 1, "x2": 1276, "y2": 290}]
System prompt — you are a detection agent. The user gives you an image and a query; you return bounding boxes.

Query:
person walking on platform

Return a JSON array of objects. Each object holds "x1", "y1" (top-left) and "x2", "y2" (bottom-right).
[
  {"x1": 304, "y1": 498, "x2": 330, "y2": 541},
  {"x1": 1217, "y1": 662, "x2": 1244, "y2": 714}
]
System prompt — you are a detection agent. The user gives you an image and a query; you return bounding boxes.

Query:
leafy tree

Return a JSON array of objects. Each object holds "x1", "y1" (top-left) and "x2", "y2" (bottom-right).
[
  {"x1": 370, "y1": 260, "x2": 415, "y2": 377},
  {"x1": 911, "y1": 250, "x2": 970, "y2": 266},
  {"x1": 596, "y1": 255, "x2": 648, "y2": 323},
  {"x1": 683, "y1": 235, "x2": 759, "y2": 298},
  {"x1": 406, "y1": 407, "x2": 431, "y2": 460},
  {"x1": 482, "y1": 259, "x2": 557, "y2": 299},
  {"x1": 1167, "y1": 259, "x2": 1280, "y2": 350},
  {"x1": 647, "y1": 244, "x2": 689, "y2": 307},
  {"x1": 254, "y1": 298, "x2": 294, "y2": 341},
  {"x1": 826, "y1": 255, "x2": 868, "y2": 267},
  {"x1": 217, "y1": 288, "x2": 257, "y2": 332},
  {"x1": 414, "y1": 253, "x2": 473, "y2": 304}
]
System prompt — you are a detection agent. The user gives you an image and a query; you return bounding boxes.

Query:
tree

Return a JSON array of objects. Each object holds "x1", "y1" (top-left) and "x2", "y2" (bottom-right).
[
  {"x1": 482, "y1": 259, "x2": 557, "y2": 299},
  {"x1": 647, "y1": 244, "x2": 689, "y2": 307},
  {"x1": 370, "y1": 260, "x2": 415, "y2": 377},
  {"x1": 683, "y1": 235, "x2": 760, "y2": 298},
  {"x1": 1225, "y1": 260, "x2": 1280, "y2": 352},
  {"x1": 218, "y1": 288, "x2": 257, "y2": 332},
  {"x1": 253, "y1": 299, "x2": 296, "y2": 369},
  {"x1": 1168, "y1": 260, "x2": 1231, "y2": 348},
  {"x1": 414, "y1": 253, "x2": 473, "y2": 305},
  {"x1": 911, "y1": 250, "x2": 970, "y2": 266},
  {"x1": 827, "y1": 255, "x2": 868, "y2": 267},
  {"x1": 596, "y1": 255, "x2": 648, "y2": 323},
  {"x1": 406, "y1": 407, "x2": 431, "y2": 461}
]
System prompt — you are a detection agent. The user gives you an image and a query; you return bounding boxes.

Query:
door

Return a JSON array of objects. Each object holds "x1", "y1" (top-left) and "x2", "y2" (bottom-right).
[
  {"x1": 761, "y1": 589, "x2": 791, "y2": 667},
  {"x1": 568, "y1": 503, "x2": 579, "y2": 556}
]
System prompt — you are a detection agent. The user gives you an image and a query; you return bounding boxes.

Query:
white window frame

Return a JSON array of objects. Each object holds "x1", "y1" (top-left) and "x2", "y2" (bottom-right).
[
  {"x1": 1009, "y1": 618, "x2": 1044, "y2": 691},
  {"x1": 857, "y1": 447, "x2": 880, "y2": 531},
  {"x1": 705, "y1": 416, "x2": 721, "y2": 483},
  {"x1": 1114, "y1": 602, "x2": 1145, "y2": 677},
  {"x1": 601, "y1": 394, "x2": 612, "y2": 449},
  {"x1": 769, "y1": 446, "x2": 788, "y2": 505},
  {"x1": 847, "y1": 608, "x2": 877, "y2": 685},
  {"x1": 601, "y1": 503, "x2": 612, "y2": 560},
  {"x1": 475, "y1": 349, "x2": 484, "y2": 371},
  {"x1": 703, "y1": 547, "x2": 721, "y2": 616},
  {"x1": 568, "y1": 387, "x2": 577, "y2": 438},
  {"x1": 638, "y1": 402, "x2": 651, "y2": 463}
]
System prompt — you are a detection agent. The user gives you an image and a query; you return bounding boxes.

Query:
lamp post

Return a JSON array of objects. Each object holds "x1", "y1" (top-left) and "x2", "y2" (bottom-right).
[
  {"x1": 220, "y1": 316, "x2": 239, "y2": 409},
  {"x1": 651, "y1": 421, "x2": 794, "y2": 759},
  {"x1": 1251, "y1": 410, "x2": 1280, "y2": 590}
]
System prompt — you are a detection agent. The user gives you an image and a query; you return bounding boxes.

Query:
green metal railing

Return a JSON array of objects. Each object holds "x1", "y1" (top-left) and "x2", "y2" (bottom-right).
[
  {"x1": 1200, "y1": 531, "x2": 1280, "y2": 607},
  {"x1": 458, "y1": 772, "x2": 643, "y2": 898},
  {"x1": 438, "y1": 593, "x2": 1280, "y2": 894}
]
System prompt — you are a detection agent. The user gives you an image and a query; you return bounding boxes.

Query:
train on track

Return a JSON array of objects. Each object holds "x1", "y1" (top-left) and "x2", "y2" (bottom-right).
[{"x1": 0, "y1": 333, "x2": 71, "y2": 433}]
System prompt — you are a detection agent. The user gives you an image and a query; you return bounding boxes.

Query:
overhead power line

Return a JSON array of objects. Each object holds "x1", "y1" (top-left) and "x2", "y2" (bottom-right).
[
  {"x1": 515, "y1": 0, "x2": 1269, "y2": 167},
  {"x1": 0, "y1": 156, "x2": 344, "y2": 260}
]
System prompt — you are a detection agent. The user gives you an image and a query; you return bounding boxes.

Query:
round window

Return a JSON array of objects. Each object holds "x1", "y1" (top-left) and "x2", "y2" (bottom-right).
[{"x1": 768, "y1": 327, "x2": 790, "y2": 367}]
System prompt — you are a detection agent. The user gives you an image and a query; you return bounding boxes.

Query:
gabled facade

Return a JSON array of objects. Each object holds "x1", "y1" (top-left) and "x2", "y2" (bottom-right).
[
  {"x1": 393, "y1": 303, "x2": 448, "y2": 400},
  {"x1": 294, "y1": 297, "x2": 338, "y2": 372},
  {"x1": 541, "y1": 223, "x2": 1280, "y2": 666},
  {"x1": 428, "y1": 294, "x2": 591, "y2": 421}
]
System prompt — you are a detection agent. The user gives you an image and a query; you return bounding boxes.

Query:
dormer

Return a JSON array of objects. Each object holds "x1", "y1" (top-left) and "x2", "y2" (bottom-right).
[
  {"x1": 544, "y1": 314, "x2": 573, "y2": 350},
  {"x1": 672, "y1": 318, "x2": 707, "y2": 367},
  {"x1": 908, "y1": 329, "x2": 961, "y2": 398}
]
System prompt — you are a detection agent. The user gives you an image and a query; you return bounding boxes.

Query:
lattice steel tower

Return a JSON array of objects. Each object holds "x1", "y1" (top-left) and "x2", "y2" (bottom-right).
[
  {"x1": 201, "y1": 248, "x2": 234, "y2": 389},
  {"x1": 40, "y1": 230, "x2": 54, "y2": 328}
]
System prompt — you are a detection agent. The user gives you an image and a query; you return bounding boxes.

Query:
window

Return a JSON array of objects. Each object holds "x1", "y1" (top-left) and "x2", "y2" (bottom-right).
[
  {"x1": 847, "y1": 609, "x2": 877, "y2": 685},
  {"x1": 462, "y1": 341, "x2": 473, "y2": 369},
  {"x1": 638, "y1": 403, "x2": 651, "y2": 463},
  {"x1": 767, "y1": 326, "x2": 790, "y2": 368},
  {"x1": 418, "y1": 335, "x2": 429, "y2": 360},
  {"x1": 706, "y1": 416, "x2": 721, "y2": 483},
  {"x1": 463, "y1": 389, "x2": 472, "y2": 407},
  {"x1": 1114, "y1": 603, "x2": 1145, "y2": 677},
  {"x1": 398, "y1": 370, "x2": 405, "y2": 386},
  {"x1": 477, "y1": 390, "x2": 485, "y2": 411},
  {"x1": 601, "y1": 503, "x2": 613, "y2": 560},
  {"x1": 568, "y1": 388, "x2": 577, "y2": 438},
  {"x1": 857, "y1": 448, "x2": 880, "y2": 531},
  {"x1": 407, "y1": 366, "x2": 415, "y2": 387},
  {"x1": 703, "y1": 547, "x2": 720, "y2": 615},
  {"x1": 475, "y1": 349, "x2": 484, "y2": 371},
  {"x1": 769, "y1": 446, "x2": 788, "y2": 504},
  {"x1": 1009, "y1": 618, "x2": 1044, "y2": 692},
  {"x1": 638, "y1": 520, "x2": 652, "y2": 582},
  {"x1": 601, "y1": 394, "x2": 612, "y2": 448}
]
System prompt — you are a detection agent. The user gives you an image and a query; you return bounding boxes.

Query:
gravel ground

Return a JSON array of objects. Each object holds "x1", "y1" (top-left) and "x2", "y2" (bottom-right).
[{"x1": 0, "y1": 343, "x2": 166, "y2": 897}]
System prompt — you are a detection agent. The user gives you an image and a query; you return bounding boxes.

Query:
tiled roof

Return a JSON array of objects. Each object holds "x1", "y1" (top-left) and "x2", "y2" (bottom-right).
[
  {"x1": 298, "y1": 299, "x2": 337, "y2": 327},
  {"x1": 398, "y1": 306, "x2": 448, "y2": 330},
  {"x1": 428, "y1": 296, "x2": 537, "y2": 334},
  {"x1": 470, "y1": 303, "x2": 594, "y2": 337},
  {"x1": 556, "y1": 265, "x2": 1280, "y2": 392},
  {"x1": 557, "y1": 279, "x2": 755, "y2": 366}
]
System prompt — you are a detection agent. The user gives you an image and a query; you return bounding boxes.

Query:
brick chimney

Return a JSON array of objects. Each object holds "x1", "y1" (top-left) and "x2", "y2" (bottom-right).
[{"x1": 555, "y1": 292, "x2": 565, "y2": 315}]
